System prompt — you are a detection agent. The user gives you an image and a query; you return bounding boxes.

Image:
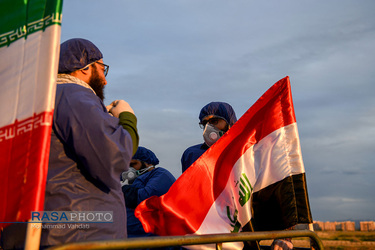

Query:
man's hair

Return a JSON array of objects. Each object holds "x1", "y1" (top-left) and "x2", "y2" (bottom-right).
[{"x1": 58, "y1": 38, "x2": 103, "y2": 74}]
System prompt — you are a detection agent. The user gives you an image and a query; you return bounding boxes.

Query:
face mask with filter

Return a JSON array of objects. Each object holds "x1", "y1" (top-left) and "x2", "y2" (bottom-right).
[
  {"x1": 203, "y1": 124, "x2": 224, "y2": 147},
  {"x1": 121, "y1": 166, "x2": 153, "y2": 186}
]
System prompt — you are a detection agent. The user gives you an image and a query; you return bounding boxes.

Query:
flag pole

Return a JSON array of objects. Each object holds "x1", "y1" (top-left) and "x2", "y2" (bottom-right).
[
  {"x1": 24, "y1": 220, "x2": 41, "y2": 250},
  {"x1": 308, "y1": 223, "x2": 318, "y2": 250},
  {"x1": 242, "y1": 220, "x2": 261, "y2": 250}
]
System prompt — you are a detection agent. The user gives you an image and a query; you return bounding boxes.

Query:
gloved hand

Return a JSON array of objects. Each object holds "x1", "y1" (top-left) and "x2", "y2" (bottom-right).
[
  {"x1": 106, "y1": 100, "x2": 134, "y2": 118},
  {"x1": 120, "y1": 179, "x2": 129, "y2": 186},
  {"x1": 271, "y1": 239, "x2": 293, "y2": 250}
]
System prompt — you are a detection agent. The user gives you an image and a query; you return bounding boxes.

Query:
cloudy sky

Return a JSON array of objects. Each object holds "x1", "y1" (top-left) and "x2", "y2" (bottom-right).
[{"x1": 60, "y1": 1, "x2": 375, "y2": 222}]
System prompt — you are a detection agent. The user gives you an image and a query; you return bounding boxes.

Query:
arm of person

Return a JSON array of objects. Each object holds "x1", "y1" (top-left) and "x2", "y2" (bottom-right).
[
  {"x1": 122, "y1": 185, "x2": 139, "y2": 209},
  {"x1": 136, "y1": 169, "x2": 176, "y2": 203},
  {"x1": 107, "y1": 100, "x2": 139, "y2": 155},
  {"x1": 118, "y1": 112, "x2": 139, "y2": 156},
  {"x1": 54, "y1": 86, "x2": 136, "y2": 190}
]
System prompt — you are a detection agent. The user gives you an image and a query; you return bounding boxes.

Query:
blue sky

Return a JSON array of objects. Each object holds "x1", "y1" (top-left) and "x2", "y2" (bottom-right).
[{"x1": 60, "y1": 0, "x2": 375, "y2": 222}]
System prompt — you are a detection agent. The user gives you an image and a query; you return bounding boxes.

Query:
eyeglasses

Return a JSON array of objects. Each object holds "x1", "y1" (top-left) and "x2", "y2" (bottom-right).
[
  {"x1": 96, "y1": 61, "x2": 109, "y2": 77},
  {"x1": 199, "y1": 117, "x2": 221, "y2": 129}
]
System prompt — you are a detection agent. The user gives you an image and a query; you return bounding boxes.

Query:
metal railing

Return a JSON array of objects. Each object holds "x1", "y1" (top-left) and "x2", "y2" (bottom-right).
[{"x1": 48, "y1": 229, "x2": 323, "y2": 250}]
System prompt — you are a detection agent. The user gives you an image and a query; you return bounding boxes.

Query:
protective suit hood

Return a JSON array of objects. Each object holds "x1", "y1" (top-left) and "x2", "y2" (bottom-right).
[
  {"x1": 199, "y1": 102, "x2": 237, "y2": 127},
  {"x1": 133, "y1": 146, "x2": 159, "y2": 166},
  {"x1": 58, "y1": 38, "x2": 103, "y2": 74}
]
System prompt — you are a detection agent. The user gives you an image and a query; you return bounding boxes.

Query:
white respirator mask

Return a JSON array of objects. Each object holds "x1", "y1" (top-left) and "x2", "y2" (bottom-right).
[
  {"x1": 203, "y1": 124, "x2": 224, "y2": 147},
  {"x1": 121, "y1": 166, "x2": 153, "y2": 186}
]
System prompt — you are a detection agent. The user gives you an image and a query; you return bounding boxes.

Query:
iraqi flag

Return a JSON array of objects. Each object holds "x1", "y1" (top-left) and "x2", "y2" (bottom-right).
[
  {"x1": 0, "y1": 0, "x2": 62, "y2": 229},
  {"x1": 135, "y1": 76, "x2": 313, "y2": 249}
]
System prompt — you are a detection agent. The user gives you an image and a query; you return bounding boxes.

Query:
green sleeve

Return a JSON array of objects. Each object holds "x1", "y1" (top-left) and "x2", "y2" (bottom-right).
[{"x1": 118, "y1": 111, "x2": 139, "y2": 156}]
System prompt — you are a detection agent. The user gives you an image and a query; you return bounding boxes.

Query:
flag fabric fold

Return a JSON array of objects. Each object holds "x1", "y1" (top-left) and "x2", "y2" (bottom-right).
[
  {"x1": 135, "y1": 76, "x2": 312, "y2": 247},
  {"x1": 0, "y1": 0, "x2": 63, "y2": 229}
]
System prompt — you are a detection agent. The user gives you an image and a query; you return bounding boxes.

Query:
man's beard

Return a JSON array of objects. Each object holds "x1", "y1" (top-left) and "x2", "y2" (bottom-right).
[{"x1": 89, "y1": 65, "x2": 106, "y2": 101}]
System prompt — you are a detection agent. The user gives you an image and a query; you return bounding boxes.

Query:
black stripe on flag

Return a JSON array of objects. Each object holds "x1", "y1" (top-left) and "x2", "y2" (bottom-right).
[{"x1": 250, "y1": 173, "x2": 313, "y2": 231}]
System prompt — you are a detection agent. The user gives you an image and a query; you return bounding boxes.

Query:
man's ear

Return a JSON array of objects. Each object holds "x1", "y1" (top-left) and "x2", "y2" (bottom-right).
[
  {"x1": 70, "y1": 67, "x2": 91, "y2": 84},
  {"x1": 80, "y1": 67, "x2": 91, "y2": 75}
]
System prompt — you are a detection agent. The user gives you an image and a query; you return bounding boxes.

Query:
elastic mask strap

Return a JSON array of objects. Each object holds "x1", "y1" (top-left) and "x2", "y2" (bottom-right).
[{"x1": 136, "y1": 166, "x2": 153, "y2": 175}]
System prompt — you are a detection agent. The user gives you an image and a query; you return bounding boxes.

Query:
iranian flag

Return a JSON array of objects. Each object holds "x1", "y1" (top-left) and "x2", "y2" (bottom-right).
[
  {"x1": 0, "y1": 0, "x2": 62, "y2": 229},
  {"x1": 135, "y1": 76, "x2": 313, "y2": 249}
]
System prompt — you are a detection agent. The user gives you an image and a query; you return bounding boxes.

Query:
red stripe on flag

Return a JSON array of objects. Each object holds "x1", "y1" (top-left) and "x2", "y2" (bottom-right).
[
  {"x1": 135, "y1": 76, "x2": 296, "y2": 236},
  {"x1": 212, "y1": 76, "x2": 295, "y2": 198},
  {"x1": 0, "y1": 111, "x2": 53, "y2": 228}
]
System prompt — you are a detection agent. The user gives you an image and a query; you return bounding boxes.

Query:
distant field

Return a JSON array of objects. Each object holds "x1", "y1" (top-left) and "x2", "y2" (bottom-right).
[{"x1": 260, "y1": 231, "x2": 375, "y2": 249}]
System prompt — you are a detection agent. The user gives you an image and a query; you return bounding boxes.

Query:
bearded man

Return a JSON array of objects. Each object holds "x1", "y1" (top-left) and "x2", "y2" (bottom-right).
[{"x1": 40, "y1": 38, "x2": 139, "y2": 247}]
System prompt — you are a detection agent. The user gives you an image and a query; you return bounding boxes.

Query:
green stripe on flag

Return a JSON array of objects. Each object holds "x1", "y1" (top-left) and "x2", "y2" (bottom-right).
[{"x1": 0, "y1": 0, "x2": 63, "y2": 48}]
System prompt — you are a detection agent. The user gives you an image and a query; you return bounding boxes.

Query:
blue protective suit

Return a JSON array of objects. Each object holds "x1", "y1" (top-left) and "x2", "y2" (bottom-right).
[
  {"x1": 41, "y1": 81, "x2": 135, "y2": 246},
  {"x1": 124, "y1": 167, "x2": 176, "y2": 237},
  {"x1": 181, "y1": 143, "x2": 209, "y2": 173}
]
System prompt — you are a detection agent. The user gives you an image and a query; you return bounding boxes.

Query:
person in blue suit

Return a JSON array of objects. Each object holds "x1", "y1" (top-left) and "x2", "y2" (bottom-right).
[
  {"x1": 121, "y1": 146, "x2": 176, "y2": 238},
  {"x1": 41, "y1": 38, "x2": 139, "y2": 247},
  {"x1": 181, "y1": 102, "x2": 237, "y2": 173}
]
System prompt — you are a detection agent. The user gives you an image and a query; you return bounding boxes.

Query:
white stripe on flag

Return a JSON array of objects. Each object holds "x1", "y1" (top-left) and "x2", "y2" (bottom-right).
[
  {"x1": 0, "y1": 26, "x2": 59, "y2": 127},
  {"x1": 253, "y1": 122, "x2": 305, "y2": 192}
]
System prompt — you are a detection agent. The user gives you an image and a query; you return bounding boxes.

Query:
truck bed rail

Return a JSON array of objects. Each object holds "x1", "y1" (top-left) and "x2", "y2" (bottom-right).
[{"x1": 48, "y1": 229, "x2": 323, "y2": 250}]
